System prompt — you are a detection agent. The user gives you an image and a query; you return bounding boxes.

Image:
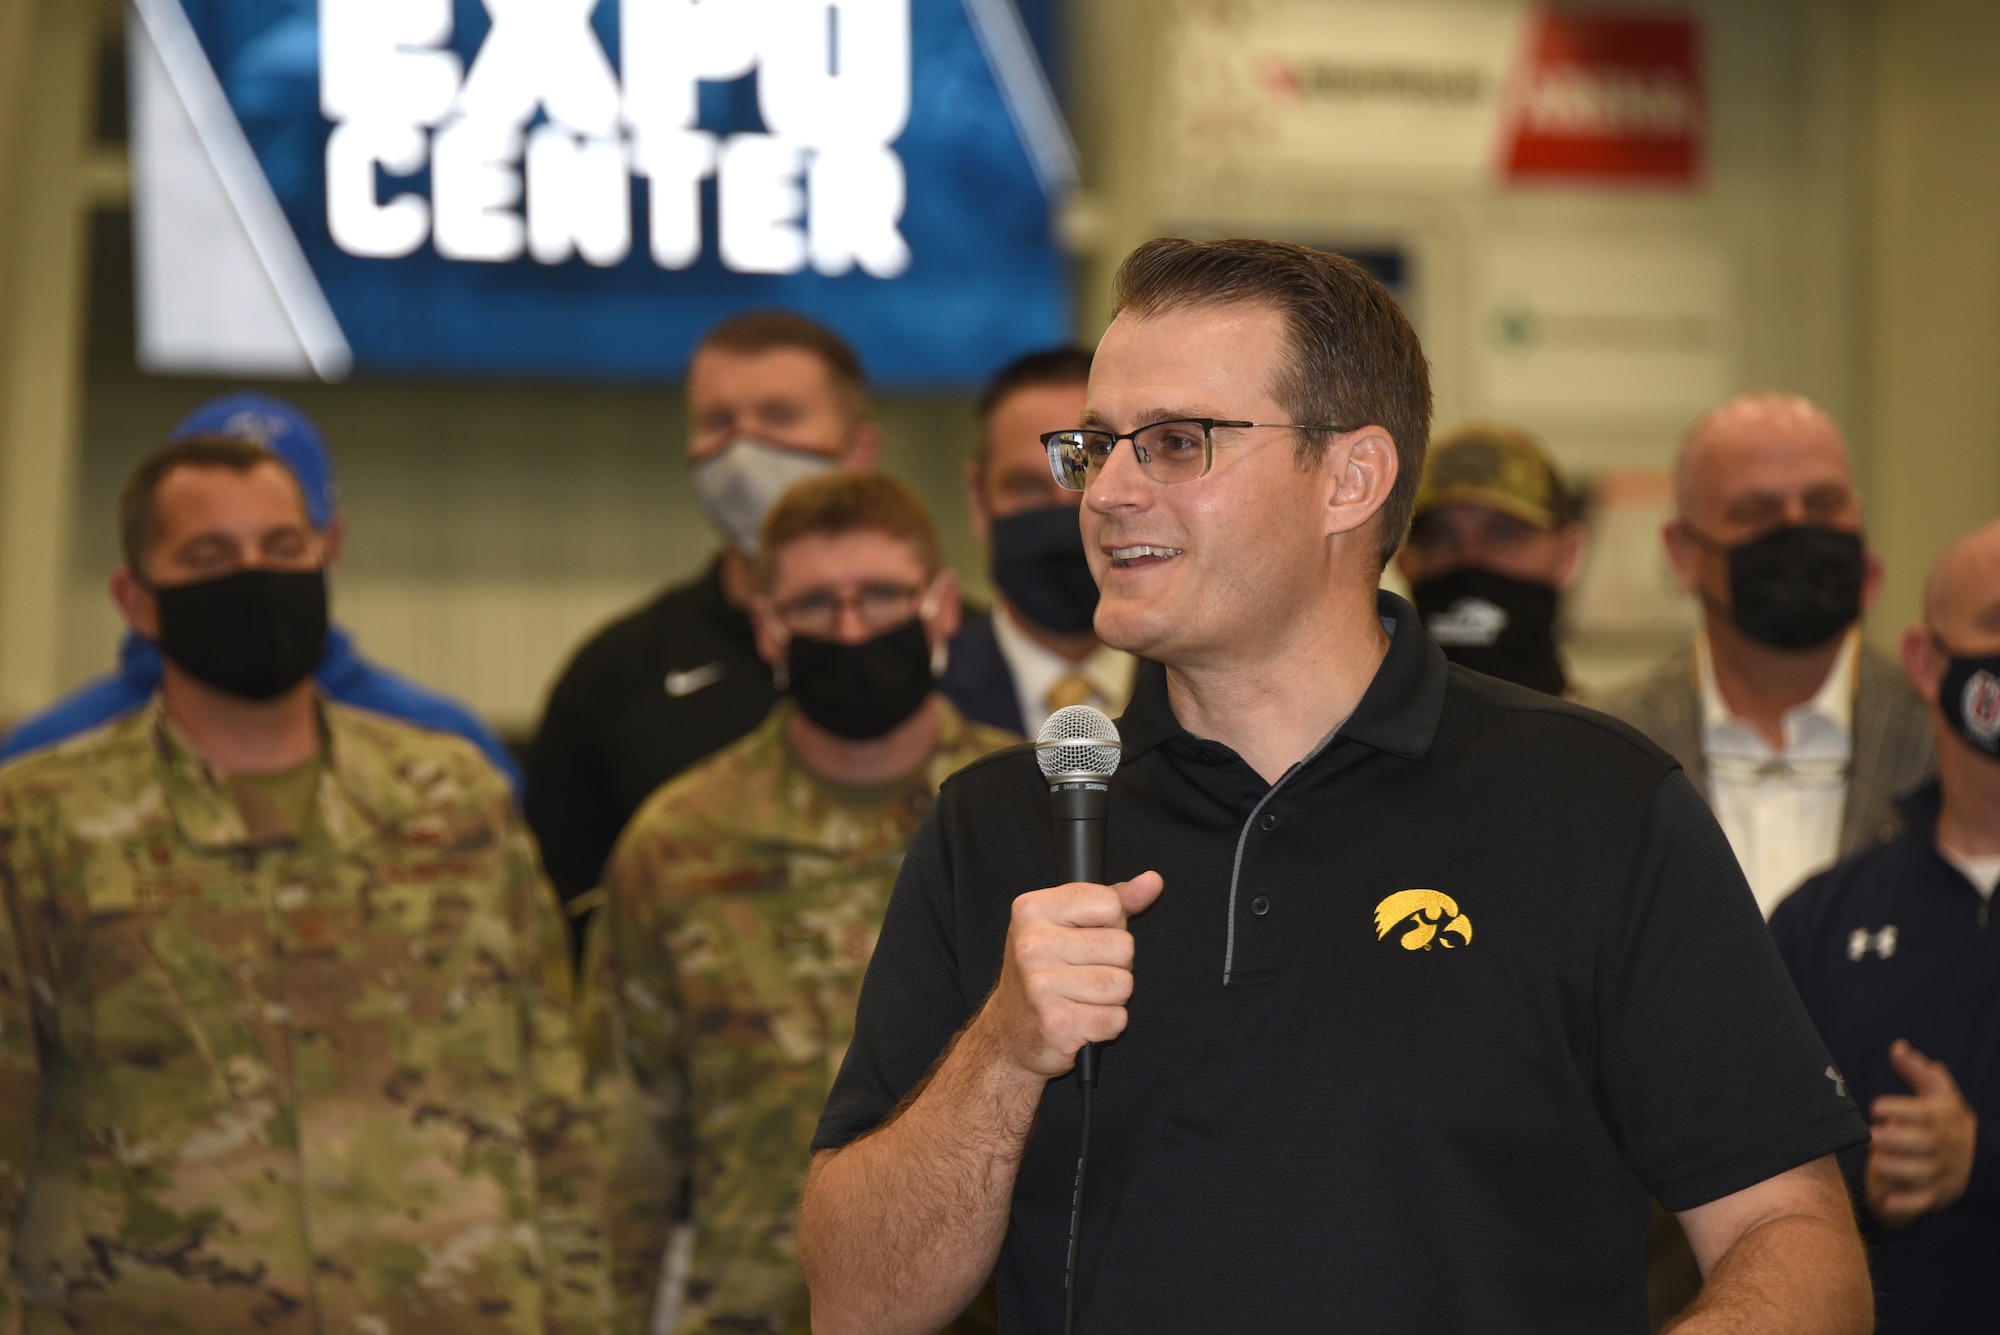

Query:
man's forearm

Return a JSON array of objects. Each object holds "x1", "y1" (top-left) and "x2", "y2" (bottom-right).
[
  {"x1": 1665, "y1": 1212, "x2": 1871, "y2": 1335},
  {"x1": 799, "y1": 1012, "x2": 1047, "y2": 1335}
]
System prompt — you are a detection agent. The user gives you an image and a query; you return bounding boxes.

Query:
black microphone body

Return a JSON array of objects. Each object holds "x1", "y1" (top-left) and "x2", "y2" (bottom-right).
[
  {"x1": 1035, "y1": 704, "x2": 1121, "y2": 1335},
  {"x1": 1049, "y1": 778, "x2": 1110, "y2": 1087}
]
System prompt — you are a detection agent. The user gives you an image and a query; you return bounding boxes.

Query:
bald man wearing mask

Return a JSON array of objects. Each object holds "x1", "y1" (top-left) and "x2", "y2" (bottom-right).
[{"x1": 1602, "y1": 393, "x2": 1934, "y2": 920}]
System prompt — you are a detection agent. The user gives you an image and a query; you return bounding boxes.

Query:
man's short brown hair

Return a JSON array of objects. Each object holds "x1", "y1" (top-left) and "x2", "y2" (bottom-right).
[
  {"x1": 1111, "y1": 238, "x2": 1433, "y2": 567},
  {"x1": 755, "y1": 474, "x2": 942, "y2": 590},
  {"x1": 694, "y1": 310, "x2": 871, "y2": 421},
  {"x1": 117, "y1": 435, "x2": 302, "y2": 580}
]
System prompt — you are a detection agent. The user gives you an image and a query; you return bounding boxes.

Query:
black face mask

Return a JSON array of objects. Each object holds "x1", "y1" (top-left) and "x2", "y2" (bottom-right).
[
  {"x1": 1716, "y1": 526, "x2": 1865, "y2": 651},
  {"x1": 154, "y1": 567, "x2": 328, "y2": 701},
  {"x1": 1937, "y1": 643, "x2": 2000, "y2": 760},
  {"x1": 1412, "y1": 567, "x2": 1566, "y2": 696},
  {"x1": 990, "y1": 506, "x2": 1098, "y2": 635},
  {"x1": 786, "y1": 617, "x2": 936, "y2": 740}
]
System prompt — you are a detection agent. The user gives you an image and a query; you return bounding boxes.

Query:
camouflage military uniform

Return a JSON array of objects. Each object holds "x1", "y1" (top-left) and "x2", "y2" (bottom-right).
[
  {"x1": 0, "y1": 698, "x2": 609, "y2": 1335},
  {"x1": 584, "y1": 699, "x2": 1014, "y2": 1335}
]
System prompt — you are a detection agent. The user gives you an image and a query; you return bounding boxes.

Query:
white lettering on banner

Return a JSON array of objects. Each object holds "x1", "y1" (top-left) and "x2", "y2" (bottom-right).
[
  {"x1": 456, "y1": 0, "x2": 624, "y2": 138},
  {"x1": 631, "y1": 130, "x2": 718, "y2": 269},
  {"x1": 432, "y1": 118, "x2": 526, "y2": 262},
  {"x1": 526, "y1": 128, "x2": 632, "y2": 265},
  {"x1": 620, "y1": 0, "x2": 757, "y2": 134},
  {"x1": 320, "y1": 0, "x2": 462, "y2": 125},
  {"x1": 717, "y1": 134, "x2": 808, "y2": 274},
  {"x1": 318, "y1": 0, "x2": 911, "y2": 276},
  {"x1": 1521, "y1": 64, "x2": 1701, "y2": 139},
  {"x1": 326, "y1": 122, "x2": 430, "y2": 257}
]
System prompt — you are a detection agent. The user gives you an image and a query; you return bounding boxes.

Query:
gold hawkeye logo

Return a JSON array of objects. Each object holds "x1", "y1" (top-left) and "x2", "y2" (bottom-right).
[{"x1": 1374, "y1": 889, "x2": 1473, "y2": 951}]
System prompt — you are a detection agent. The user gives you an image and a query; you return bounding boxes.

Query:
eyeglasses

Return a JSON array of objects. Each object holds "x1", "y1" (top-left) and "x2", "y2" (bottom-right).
[
  {"x1": 773, "y1": 581, "x2": 928, "y2": 637},
  {"x1": 1040, "y1": 418, "x2": 1355, "y2": 492}
]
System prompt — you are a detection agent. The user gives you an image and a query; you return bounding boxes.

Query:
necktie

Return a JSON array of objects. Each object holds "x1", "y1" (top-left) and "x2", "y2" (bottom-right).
[{"x1": 1046, "y1": 673, "x2": 1095, "y2": 715}]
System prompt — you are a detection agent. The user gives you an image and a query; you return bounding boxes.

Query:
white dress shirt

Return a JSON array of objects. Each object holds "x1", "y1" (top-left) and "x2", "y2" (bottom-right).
[
  {"x1": 1698, "y1": 630, "x2": 1858, "y2": 919},
  {"x1": 1941, "y1": 846, "x2": 2000, "y2": 901},
  {"x1": 991, "y1": 604, "x2": 1137, "y2": 737}
]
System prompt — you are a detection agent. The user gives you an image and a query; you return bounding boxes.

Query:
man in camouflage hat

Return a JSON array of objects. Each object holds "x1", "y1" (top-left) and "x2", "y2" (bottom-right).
[
  {"x1": 1394, "y1": 422, "x2": 1584, "y2": 696},
  {"x1": 583, "y1": 474, "x2": 1015, "y2": 1334},
  {"x1": 0, "y1": 437, "x2": 606, "y2": 1334}
]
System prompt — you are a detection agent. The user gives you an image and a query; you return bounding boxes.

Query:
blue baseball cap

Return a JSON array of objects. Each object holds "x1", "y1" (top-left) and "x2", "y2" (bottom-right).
[{"x1": 168, "y1": 392, "x2": 338, "y2": 530}]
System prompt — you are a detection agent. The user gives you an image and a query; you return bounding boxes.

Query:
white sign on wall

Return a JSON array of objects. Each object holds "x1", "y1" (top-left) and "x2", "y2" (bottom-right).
[
  {"x1": 1166, "y1": 0, "x2": 1527, "y2": 182},
  {"x1": 1472, "y1": 235, "x2": 1733, "y2": 417}
]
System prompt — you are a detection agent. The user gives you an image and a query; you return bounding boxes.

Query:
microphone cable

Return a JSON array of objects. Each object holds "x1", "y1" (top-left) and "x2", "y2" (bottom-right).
[{"x1": 1062, "y1": 1043, "x2": 1098, "y2": 1335}]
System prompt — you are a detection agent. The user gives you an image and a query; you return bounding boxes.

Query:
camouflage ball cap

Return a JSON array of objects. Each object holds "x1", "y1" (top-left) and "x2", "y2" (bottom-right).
[{"x1": 1413, "y1": 425, "x2": 1568, "y2": 531}]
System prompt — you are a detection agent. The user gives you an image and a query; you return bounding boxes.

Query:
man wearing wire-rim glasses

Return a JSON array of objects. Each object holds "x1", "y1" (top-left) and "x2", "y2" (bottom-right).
[{"x1": 798, "y1": 237, "x2": 1872, "y2": 1334}]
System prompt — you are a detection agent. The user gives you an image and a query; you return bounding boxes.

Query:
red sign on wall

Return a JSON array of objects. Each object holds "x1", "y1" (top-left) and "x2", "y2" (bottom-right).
[{"x1": 1502, "y1": 11, "x2": 1705, "y2": 186}]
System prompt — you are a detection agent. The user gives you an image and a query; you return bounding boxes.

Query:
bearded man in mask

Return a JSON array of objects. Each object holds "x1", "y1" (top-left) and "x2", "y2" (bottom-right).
[
  {"x1": 942, "y1": 347, "x2": 1137, "y2": 734},
  {"x1": 528, "y1": 311, "x2": 882, "y2": 919},
  {"x1": 581, "y1": 473, "x2": 1013, "y2": 1334},
  {"x1": 1603, "y1": 392, "x2": 1933, "y2": 919},
  {"x1": 1395, "y1": 423, "x2": 1583, "y2": 697},
  {"x1": 0, "y1": 438, "x2": 607, "y2": 1333},
  {"x1": 1769, "y1": 519, "x2": 2000, "y2": 1332}
]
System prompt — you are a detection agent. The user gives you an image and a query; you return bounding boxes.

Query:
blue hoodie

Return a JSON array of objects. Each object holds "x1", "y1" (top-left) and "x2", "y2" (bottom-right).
[{"x1": 0, "y1": 627, "x2": 523, "y2": 795}]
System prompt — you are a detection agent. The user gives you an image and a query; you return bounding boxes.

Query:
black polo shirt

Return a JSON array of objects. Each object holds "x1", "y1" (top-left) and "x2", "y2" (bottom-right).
[
  {"x1": 1771, "y1": 784, "x2": 2000, "y2": 1334},
  {"x1": 526, "y1": 558, "x2": 777, "y2": 905},
  {"x1": 815, "y1": 592, "x2": 1866, "y2": 1334}
]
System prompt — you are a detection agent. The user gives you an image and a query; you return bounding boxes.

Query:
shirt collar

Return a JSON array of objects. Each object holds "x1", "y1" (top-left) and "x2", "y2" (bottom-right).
[
  {"x1": 148, "y1": 694, "x2": 412, "y2": 854},
  {"x1": 1116, "y1": 590, "x2": 1446, "y2": 766},
  {"x1": 1697, "y1": 626, "x2": 1859, "y2": 752},
  {"x1": 990, "y1": 604, "x2": 1137, "y2": 711}
]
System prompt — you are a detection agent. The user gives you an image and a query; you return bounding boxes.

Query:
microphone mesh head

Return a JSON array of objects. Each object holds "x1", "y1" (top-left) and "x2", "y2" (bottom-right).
[{"x1": 1036, "y1": 705, "x2": 1122, "y2": 780}]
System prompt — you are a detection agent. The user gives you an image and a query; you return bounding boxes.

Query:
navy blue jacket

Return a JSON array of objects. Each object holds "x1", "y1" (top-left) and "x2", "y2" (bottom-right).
[
  {"x1": 939, "y1": 610, "x2": 1027, "y2": 737},
  {"x1": 1771, "y1": 784, "x2": 2000, "y2": 1333},
  {"x1": 0, "y1": 628, "x2": 522, "y2": 794}
]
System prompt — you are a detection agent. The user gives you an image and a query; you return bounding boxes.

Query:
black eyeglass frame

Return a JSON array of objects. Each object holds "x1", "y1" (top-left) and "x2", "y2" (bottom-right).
[{"x1": 1039, "y1": 418, "x2": 1357, "y2": 491}]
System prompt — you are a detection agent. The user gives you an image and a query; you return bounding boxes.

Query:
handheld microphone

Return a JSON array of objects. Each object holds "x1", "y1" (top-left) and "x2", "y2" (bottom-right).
[
  {"x1": 1036, "y1": 703, "x2": 1123, "y2": 1081},
  {"x1": 1035, "y1": 704, "x2": 1121, "y2": 1335}
]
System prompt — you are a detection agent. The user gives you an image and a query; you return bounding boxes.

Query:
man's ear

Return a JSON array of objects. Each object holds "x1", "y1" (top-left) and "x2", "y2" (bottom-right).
[
  {"x1": 1662, "y1": 519, "x2": 1702, "y2": 596},
  {"x1": 963, "y1": 458, "x2": 994, "y2": 547},
  {"x1": 110, "y1": 566, "x2": 160, "y2": 640},
  {"x1": 1554, "y1": 522, "x2": 1588, "y2": 591},
  {"x1": 1900, "y1": 623, "x2": 1943, "y2": 706},
  {"x1": 321, "y1": 512, "x2": 350, "y2": 565},
  {"x1": 925, "y1": 568, "x2": 963, "y2": 645},
  {"x1": 749, "y1": 597, "x2": 787, "y2": 669},
  {"x1": 841, "y1": 421, "x2": 884, "y2": 472},
  {"x1": 1323, "y1": 426, "x2": 1398, "y2": 545}
]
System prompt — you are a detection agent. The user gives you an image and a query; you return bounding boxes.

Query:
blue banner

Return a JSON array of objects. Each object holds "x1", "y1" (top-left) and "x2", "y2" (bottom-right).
[{"x1": 132, "y1": 0, "x2": 1072, "y2": 388}]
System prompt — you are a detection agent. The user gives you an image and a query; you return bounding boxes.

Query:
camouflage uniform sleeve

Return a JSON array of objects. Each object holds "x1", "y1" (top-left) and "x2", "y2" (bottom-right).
[
  {"x1": 507, "y1": 820, "x2": 614, "y2": 1334},
  {"x1": 579, "y1": 829, "x2": 689, "y2": 1335},
  {"x1": 0, "y1": 786, "x2": 43, "y2": 1335}
]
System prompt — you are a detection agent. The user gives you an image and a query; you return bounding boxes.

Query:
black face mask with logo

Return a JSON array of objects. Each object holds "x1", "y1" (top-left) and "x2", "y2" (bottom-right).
[
  {"x1": 1937, "y1": 642, "x2": 2000, "y2": 761},
  {"x1": 990, "y1": 505, "x2": 1099, "y2": 636},
  {"x1": 1715, "y1": 526, "x2": 1865, "y2": 651},
  {"x1": 154, "y1": 567, "x2": 329, "y2": 701},
  {"x1": 1411, "y1": 566, "x2": 1566, "y2": 696},
  {"x1": 786, "y1": 617, "x2": 936, "y2": 740}
]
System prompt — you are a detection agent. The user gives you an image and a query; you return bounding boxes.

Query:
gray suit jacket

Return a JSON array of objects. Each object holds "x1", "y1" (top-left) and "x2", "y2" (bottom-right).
[{"x1": 1596, "y1": 639, "x2": 1936, "y2": 861}]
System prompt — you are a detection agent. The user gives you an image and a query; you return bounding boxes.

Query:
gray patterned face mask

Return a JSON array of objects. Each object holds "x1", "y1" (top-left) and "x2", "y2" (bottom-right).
[{"x1": 691, "y1": 438, "x2": 837, "y2": 553}]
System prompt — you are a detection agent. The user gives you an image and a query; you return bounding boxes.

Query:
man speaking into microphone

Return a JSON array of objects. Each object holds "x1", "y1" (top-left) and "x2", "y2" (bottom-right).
[{"x1": 797, "y1": 240, "x2": 1873, "y2": 1333}]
